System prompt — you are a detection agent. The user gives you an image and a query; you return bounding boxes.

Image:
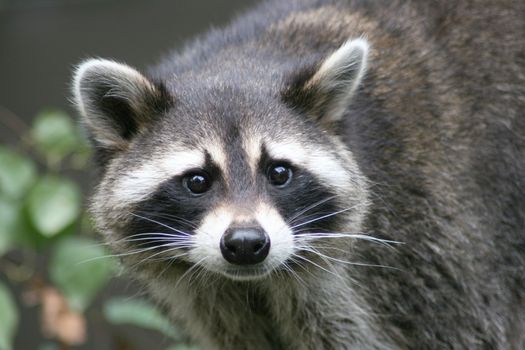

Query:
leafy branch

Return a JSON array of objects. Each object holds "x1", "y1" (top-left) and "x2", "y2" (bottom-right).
[{"x1": 0, "y1": 109, "x2": 194, "y2": 350}]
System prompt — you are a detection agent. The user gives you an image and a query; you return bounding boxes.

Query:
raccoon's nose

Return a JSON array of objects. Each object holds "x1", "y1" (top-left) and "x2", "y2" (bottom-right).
[{"x1": 220, "y1": 227, "x2": 270, "y2": 265}]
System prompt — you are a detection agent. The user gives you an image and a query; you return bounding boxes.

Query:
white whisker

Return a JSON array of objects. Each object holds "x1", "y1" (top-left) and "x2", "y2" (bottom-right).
[
  {"x1": 175, "y1": 257, "x2": 208, "y2": 290},
  {"x1": 287, "y1": 196, "x2": 338, "y2": 225},
  {"x1": 135, "y1": 211, "x2": 199, "y2": 229},
  {"x1": 290, "y1": 253, "x2": 343, "y2": 280},
  {"x1": 129, "y1": 212, "x2": 192, "y2": 236},
  {"x1": 295, "y1": 232, "x2": 402, "y2": 248},
  {"x1": 290, "y1": 206, "x2": 358, "y2": 230},
  {"x1": 77, "y1": 240, "x2": 194, "y2": 265},
  {"x1": 296, "y1": 245, "x2": 400, "y2": 270},
  {"x1": 131, "y1": 249, "x2": 190, "y2": 269}
]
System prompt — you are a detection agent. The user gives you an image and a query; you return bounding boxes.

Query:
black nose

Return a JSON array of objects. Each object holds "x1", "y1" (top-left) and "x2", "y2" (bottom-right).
[{"x1": 220, "y1": 227, "x2": 270, "y2": 265}]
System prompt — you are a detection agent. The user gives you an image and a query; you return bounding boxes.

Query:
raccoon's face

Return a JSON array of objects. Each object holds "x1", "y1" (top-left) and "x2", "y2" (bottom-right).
[{"x1": 73, "y1": 39, "x2": 370, "y2": 281}]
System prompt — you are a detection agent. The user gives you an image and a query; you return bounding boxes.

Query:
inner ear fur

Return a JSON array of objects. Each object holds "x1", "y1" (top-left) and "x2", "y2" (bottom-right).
[
  {"x1": 282, "y1": 38, "x2": 369, "y2": 126},
  {"x1": 72, "y1": 59, "x2": 172, "y2": 150}
]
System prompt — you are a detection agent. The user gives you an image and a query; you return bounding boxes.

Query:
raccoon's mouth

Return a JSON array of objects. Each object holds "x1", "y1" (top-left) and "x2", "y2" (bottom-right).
[{"x1": 220, "y1": 265, "x2": 272, "y2": 281}]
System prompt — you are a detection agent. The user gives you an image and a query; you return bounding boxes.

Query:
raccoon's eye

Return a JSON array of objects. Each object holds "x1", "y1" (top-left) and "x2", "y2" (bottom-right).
[
  {"x1": 183, "y1": 171, "x2": 211, "y2": 195},
  {"x1": 267, "y1": 164, "x2": 293, "y2": 187}
]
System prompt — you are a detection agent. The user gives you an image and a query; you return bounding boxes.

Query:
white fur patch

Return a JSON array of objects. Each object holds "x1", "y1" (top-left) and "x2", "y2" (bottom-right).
[
  {"x1": 205, "y1": 141, "x2": 228, "y2": 177},
  {"x1": 73, "y1": 59, "x2": 152, "y2": 116},
  {"x1": 190, "y1": 205, "x2": 234, "y2": 267},
  {"x1": 73, "y1": 58, "x2": 157, "y2": 147},
  {"x1": 111, "y1": 149, "x2": 205, "y2": 205},
  {"x1": 265, "y1": 140, "x2": 351, "y2": 191},
  {"x1": 242, "y1": 134, "x2": 263, "y2": 176},
  {"x1": 241, "y1": 134, "x2": 354, "y2": 193},
  {"x1": 310, "y1": 38, "x2": 369, "y2": 122},
  {"x1": 254, "y1": 202, "x2": 294, "y2": 269}
]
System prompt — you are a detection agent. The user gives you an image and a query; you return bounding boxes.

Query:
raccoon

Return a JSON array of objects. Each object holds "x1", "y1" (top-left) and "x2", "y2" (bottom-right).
[{"x1": 72, "y1": 0, "x2": 525, "y2": 349}]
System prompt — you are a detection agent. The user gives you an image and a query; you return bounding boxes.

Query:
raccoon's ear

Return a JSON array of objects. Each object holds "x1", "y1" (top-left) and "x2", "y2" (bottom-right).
[
  {"x1": 283, "y1": 38, "x2": 369, "y2": 125},
  {"x1": 72, "y1": 59, "x2": 172, "y2": 150}
]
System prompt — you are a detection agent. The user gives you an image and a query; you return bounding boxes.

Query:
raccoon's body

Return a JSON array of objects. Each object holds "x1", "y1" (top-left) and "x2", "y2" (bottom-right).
[{"x1": 72, "y1": 0, "x2": 525, "y2": 349}]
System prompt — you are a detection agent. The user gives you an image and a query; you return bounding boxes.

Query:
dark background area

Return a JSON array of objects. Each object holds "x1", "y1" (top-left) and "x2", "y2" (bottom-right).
[
  {"x1": 0, "y1": 0, "x2": 258, "y2": 139},
  {"x1": 0, "y1": 0, "x2": 259, "y2": 349}
]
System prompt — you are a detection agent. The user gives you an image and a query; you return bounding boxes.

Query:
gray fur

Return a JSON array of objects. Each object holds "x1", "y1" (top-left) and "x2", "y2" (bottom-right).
[{"x1": 73, "y1": 0, "x2": 525, "y2": 349}]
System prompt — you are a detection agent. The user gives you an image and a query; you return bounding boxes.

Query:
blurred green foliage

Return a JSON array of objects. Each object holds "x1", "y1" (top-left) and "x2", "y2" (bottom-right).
[
  {"x1": 0, "y1": 110, "x2": 194, "y2": 350},
  {"x1": 104, "y1": 298, "x2": 181, "y2": 340},
  {"x1": 49, "y1": 237, "x2": 113, "y2": 312},
  {"x1": 0, "y1": 283, "x2": 18, "y2": 350}
]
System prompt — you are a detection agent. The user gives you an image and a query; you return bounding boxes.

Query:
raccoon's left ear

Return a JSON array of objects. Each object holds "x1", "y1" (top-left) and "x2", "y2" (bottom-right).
[
  {"x1": 283, "y1": 38, "x2": 369, "y2": 125},
  {"x1": 72, "y1": 59, "x2": 172, "y2": 151}
]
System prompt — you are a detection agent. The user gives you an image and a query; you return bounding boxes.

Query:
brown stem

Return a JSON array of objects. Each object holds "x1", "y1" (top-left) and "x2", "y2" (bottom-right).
[
  {"x1": 0, "y1": 105, "x2": 49, "y2": 166},
  {"x1": 0, "y1": 105, "x2": 30, "y2": 139}
]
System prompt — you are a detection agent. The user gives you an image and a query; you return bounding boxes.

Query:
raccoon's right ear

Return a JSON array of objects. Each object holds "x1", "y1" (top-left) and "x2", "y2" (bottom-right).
[
  {"x1": 282, "y1": 39, "x2": 369, "y2": 126},
  {"x1": 72, "y1": 59, "x2": 172, "y2": 151}
]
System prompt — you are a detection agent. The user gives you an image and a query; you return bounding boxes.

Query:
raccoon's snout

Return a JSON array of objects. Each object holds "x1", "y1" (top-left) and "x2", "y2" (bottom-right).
[{"x1": 220, "y1": 227, "x2": 271, "y2": 265}]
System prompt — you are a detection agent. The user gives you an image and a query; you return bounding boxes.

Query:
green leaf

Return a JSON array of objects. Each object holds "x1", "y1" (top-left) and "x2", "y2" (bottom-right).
[
  {"x1": 26, "y1": 176, "x2": 81, "y2": 237},
  {"x1": 37, "y1": 343, "x2": 59, "y2": 350},
  {"x1": 0, "y1": 147, "x2": 37, "y2": 199},
  {"x1": 104, "y1": 298, "x2": 180, "y2": 340},
  {"x1": 0, "y1": 195, "x2": 46, "y2": 251},
  {"x1": 31, "y1": 110, "x2": 80, "y2": 165},
  {"x1": 49, "y1": 237, "x2": 115, "y2": 312},
  {"x1": 0, "y1": 282, "x2": 19, "y2": 350},
  {"x1": 0, "y1": 197, "x2": 18, "y2": 255}
]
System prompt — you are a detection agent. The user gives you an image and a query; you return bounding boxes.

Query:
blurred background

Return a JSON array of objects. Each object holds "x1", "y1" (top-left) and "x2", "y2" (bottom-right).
[{"x1": 0, "y1": 0, "x2": 258, "y2": 349}]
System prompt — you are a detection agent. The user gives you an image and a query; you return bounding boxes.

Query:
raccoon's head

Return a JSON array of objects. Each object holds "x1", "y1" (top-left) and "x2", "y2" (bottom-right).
[{"x1": 73, "y1": 39, "x2": 371, "y2": 282}]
